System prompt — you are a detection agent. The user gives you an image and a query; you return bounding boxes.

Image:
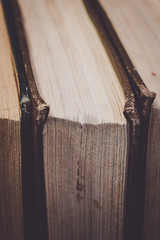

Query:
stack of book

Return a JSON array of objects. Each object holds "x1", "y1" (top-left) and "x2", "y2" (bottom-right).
[{"x1": 0, "y1": 0, "x2": 160, "y2": 240}]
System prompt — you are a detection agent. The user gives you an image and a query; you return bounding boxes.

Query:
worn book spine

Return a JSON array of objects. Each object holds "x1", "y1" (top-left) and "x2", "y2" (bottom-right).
[{"x1": 2, "y1": 1, "x2": 49, "y2": 240}]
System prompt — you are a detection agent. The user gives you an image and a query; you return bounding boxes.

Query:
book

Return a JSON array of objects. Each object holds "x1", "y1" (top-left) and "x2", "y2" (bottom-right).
[
  {"x1": 6, "y1": 0, "x2": 132, "y2": 239},
  {"x1": 96, "y1": 0, "x2": 160, "y2": 239},
  {"x1": 17, "y1": 0, "x2": 130, "y2": 239},
  {"x1": 0, "y1": 2, "x2": 23, "y2": 240}
]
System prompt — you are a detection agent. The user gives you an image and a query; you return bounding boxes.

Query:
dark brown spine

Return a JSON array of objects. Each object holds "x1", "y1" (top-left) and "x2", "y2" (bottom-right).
[{"x1": 2, "y1": 1, "x2": 49, "y2": 240}]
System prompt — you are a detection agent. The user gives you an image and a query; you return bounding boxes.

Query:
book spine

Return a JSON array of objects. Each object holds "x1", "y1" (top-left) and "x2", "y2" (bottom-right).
[{"x1": 2, "y1": 1, "x2": 49, "y2": 240}]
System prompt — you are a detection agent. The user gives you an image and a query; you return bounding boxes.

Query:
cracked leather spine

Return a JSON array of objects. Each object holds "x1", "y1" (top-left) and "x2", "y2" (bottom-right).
[{"x1": 2, "y1": 1, "x2": 49, "y2": 240}]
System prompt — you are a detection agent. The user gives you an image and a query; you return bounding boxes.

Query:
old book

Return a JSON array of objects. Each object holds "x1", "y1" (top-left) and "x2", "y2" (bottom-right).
[
  {"x1": 5, "y1": 0, "x2": 130, "y2": 239},
  {"x1": 15, "y1": 1, "x2": 130, "y2": 239},
  {"x1": 1, "y1": 0, "x2": 157, "y2": 240},
  {"x1": 0, "y1": 2, "x2": 23, "y2": 240},
  {"x1": 94, "y1": 0, "x2": 160, "y2": 239}
]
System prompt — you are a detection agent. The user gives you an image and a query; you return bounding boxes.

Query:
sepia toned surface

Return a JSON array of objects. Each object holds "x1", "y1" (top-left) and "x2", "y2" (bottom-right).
[{"x1": 0, "y1": 2, "x2": 23, "y2": 240}]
